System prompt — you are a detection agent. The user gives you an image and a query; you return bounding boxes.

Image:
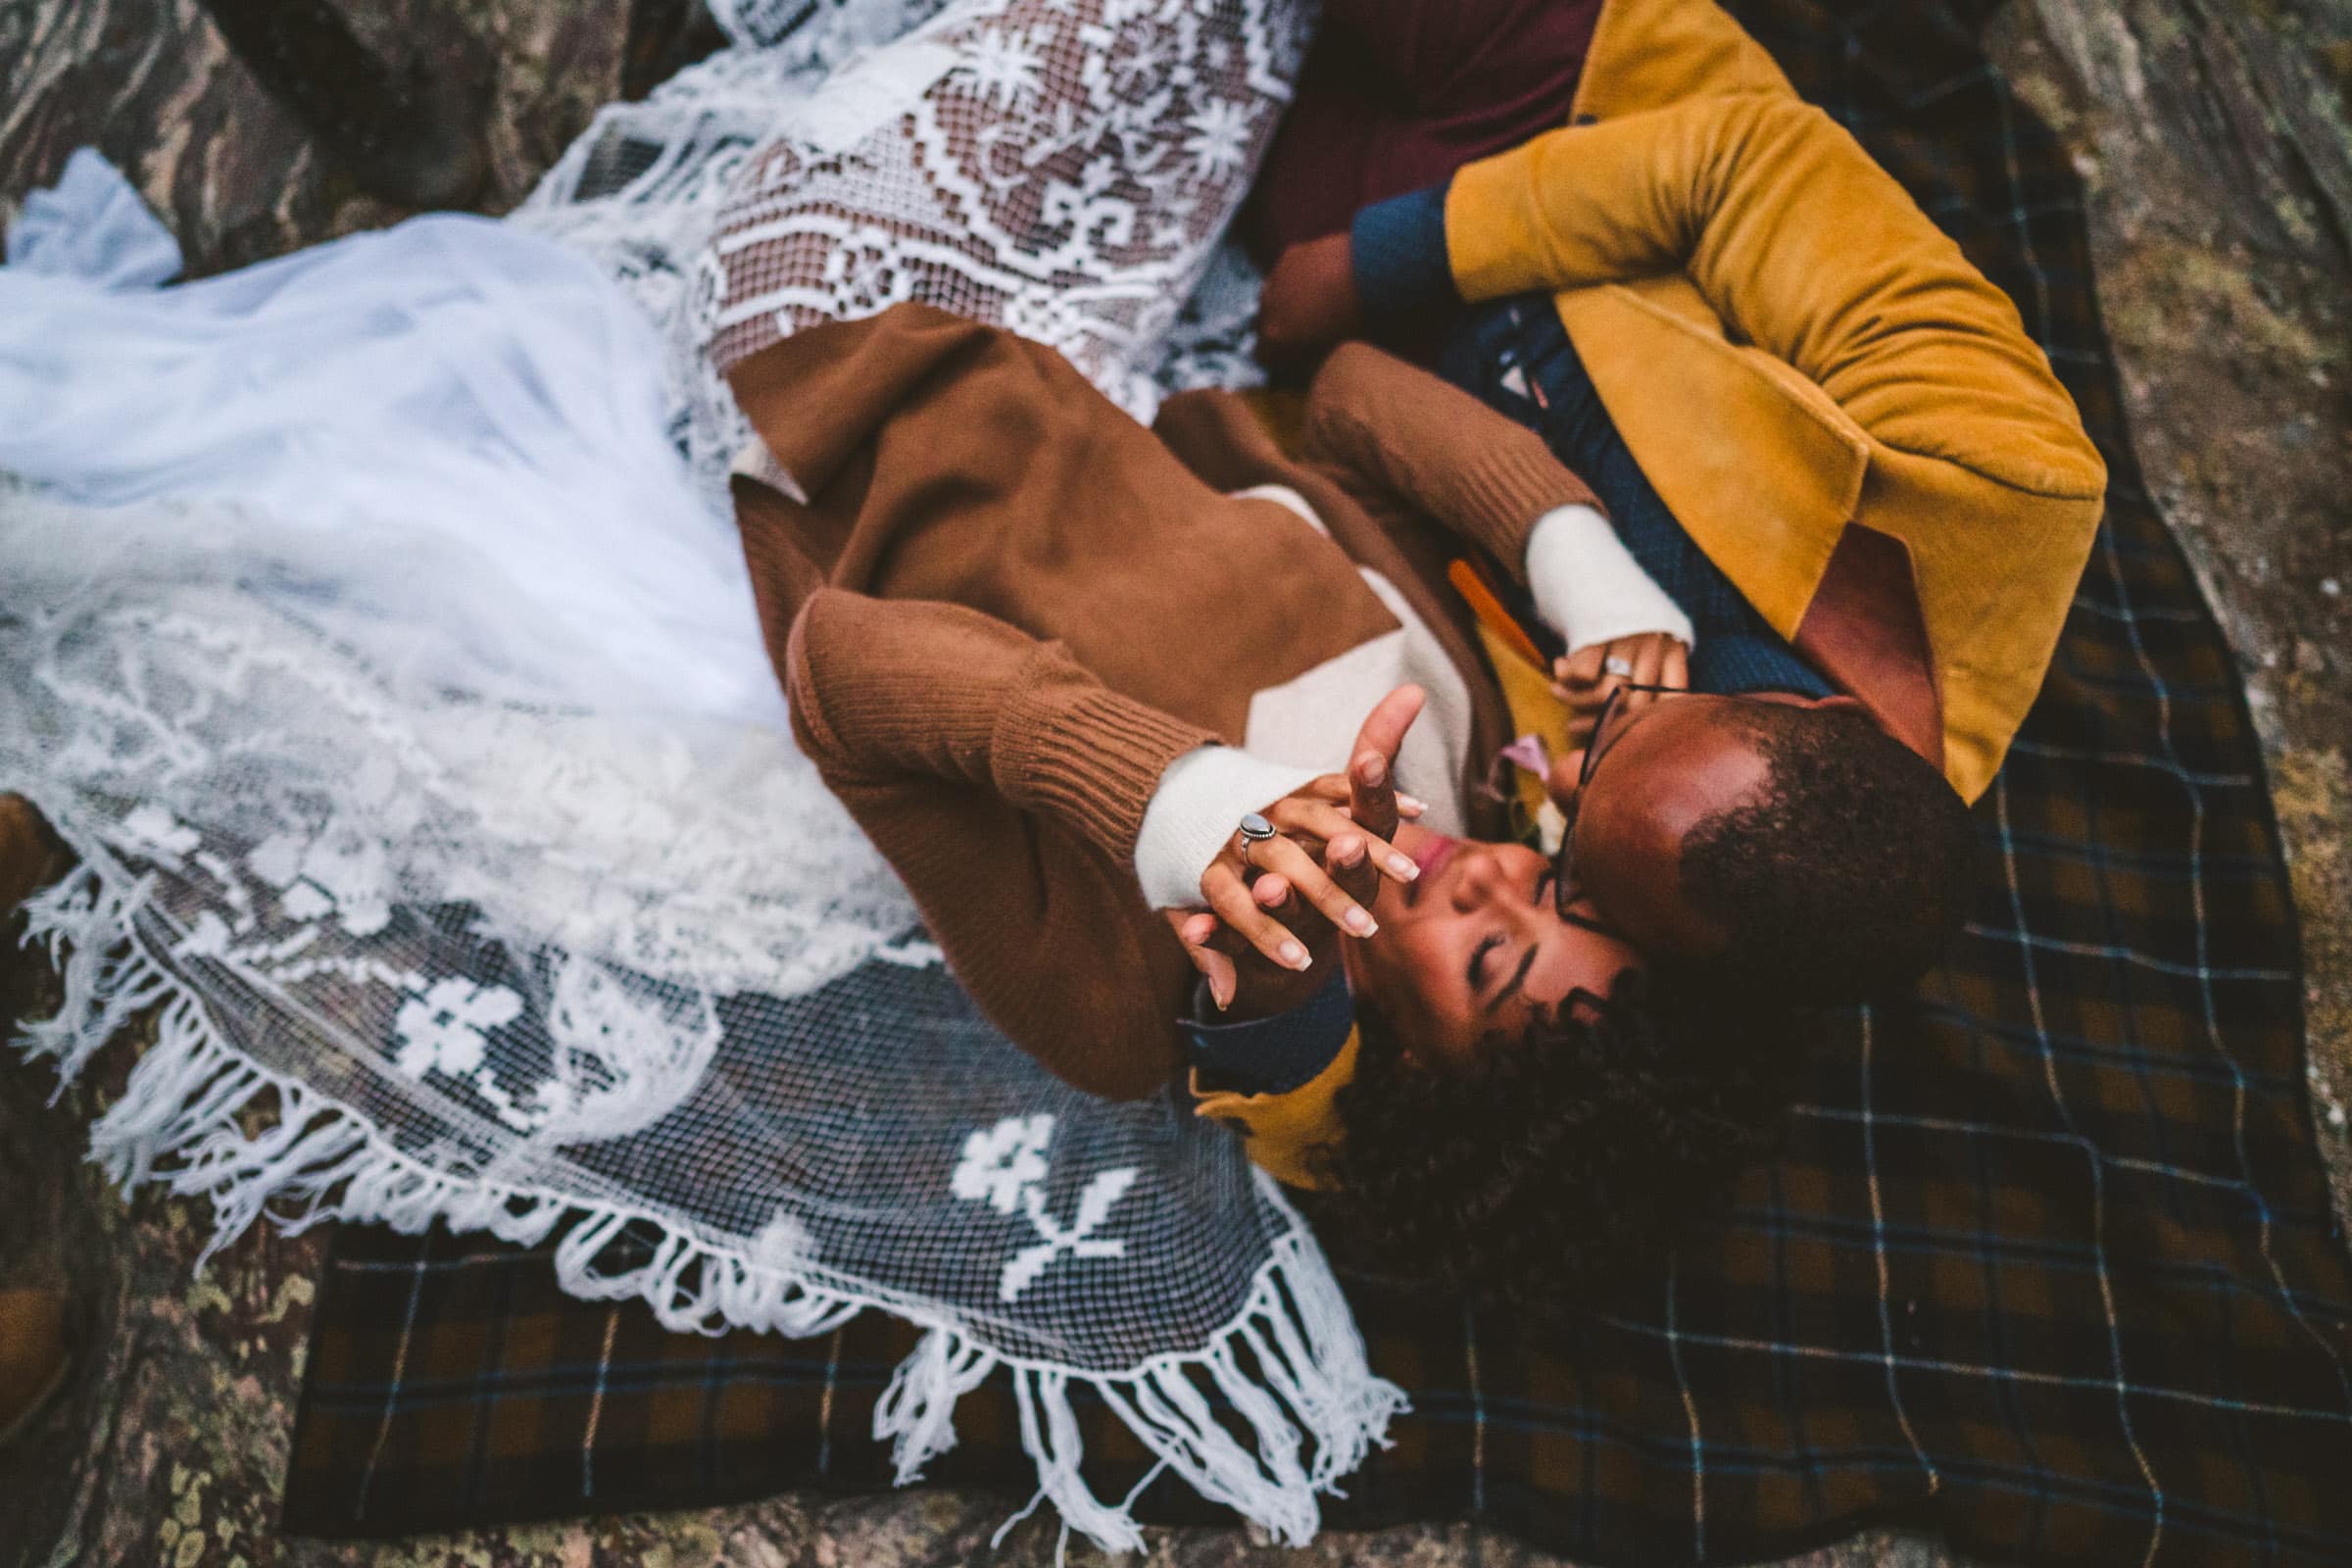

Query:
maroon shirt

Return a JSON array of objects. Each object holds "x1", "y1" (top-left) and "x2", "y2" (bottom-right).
[{"x1": 1242, "y1": 0, "x2": 1605, "y2": 263}]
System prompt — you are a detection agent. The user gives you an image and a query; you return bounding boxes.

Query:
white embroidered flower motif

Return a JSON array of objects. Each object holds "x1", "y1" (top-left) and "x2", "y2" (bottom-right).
[
  {"x1": 952, "y1": 1113, "x2": 1054, "y2": 1215},
  {"x1": 949, "y1": 1115, "x2": 1140, "y2": 1301},
  {"x1": 959, "y1": 26, "x2": 1046, "y2": 108},
  {"x1": 247, "y1": 826, "x2": 392, "y2": 937},
  {"x1": 1080, "y1": 13, "x2": 1180, "y2": 119},
  {"x1": 393, "y1": 977, "x2": 524, "y2": 1079},
  {"x1": 1000, "y1": 1168, "x2": 1137, "y2": 1303},
  {"x1": 1183, "y1": 98, "x2": 1253, "y2": 182},
  {"x1": 117, "y1": 804, "x2": 201, "y2": 864}
]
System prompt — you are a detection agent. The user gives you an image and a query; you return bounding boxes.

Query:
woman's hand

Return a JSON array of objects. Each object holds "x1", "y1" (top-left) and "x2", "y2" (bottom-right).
[
  {"x1": 1172, "y1": 686, "x2": 1426, "y2": 1012},
  {"x1": 1258, "y1": 232, "x2": 1361, "y2": 368}
]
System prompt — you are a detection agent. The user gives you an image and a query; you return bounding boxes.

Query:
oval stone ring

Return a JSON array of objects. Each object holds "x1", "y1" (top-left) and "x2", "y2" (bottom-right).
[
  {"x1": 1236, "y1": 810, "x2": 1277, "y2": 867},
  {"x1": 1603, "y1": 655, "x2": 1636, "y2": 678}
]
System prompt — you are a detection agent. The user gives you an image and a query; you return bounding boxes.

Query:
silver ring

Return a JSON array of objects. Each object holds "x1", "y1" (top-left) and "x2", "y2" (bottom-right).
[
  {"x1": 1237, "y1": 811, "x2": 1276, "y2": 867},
  {"x1": 1602, "y1": 656, "x2": 1635, "y2": 678}
]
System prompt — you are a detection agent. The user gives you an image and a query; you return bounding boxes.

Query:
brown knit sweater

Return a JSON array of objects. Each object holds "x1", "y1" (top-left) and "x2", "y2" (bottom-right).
[{"x1": 729, "y1": 303, "x2": 1594, "y2": 1100}]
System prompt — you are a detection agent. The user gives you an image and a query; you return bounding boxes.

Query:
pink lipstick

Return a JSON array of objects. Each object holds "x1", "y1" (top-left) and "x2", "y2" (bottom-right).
[{"x1": 1406, "y1": 834, "x2": 1459, "y2": 906}]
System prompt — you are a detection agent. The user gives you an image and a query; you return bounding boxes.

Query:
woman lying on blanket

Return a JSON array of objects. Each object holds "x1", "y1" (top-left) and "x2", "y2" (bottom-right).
[
  {"x1": 1214, "y1": 0, "x2": 2109, "y2": 1281},
  {"x1": 708, "y1": 269, "x2": 1948, "y2": 1312},
  {"x1": 716, "y1": 301, "x2": 1807, "y2": 1311}
]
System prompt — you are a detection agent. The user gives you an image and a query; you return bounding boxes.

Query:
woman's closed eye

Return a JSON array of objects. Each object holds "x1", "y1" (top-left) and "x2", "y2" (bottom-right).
[{"x1": 1470, "y1": 936, "x2": 1541, "y2": 1010}]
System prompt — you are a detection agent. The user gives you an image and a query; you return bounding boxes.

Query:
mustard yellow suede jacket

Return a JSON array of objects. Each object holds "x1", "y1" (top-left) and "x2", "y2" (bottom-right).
[{"x1": 1439, "y1": 0, "x2": 2108, "y2": 802}]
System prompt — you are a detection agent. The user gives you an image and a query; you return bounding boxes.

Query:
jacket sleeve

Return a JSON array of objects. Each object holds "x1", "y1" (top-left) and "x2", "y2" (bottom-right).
[
  {"x1": 1443, "y1": 94, "x2": 2106, "y2": 505},
  {"x1": 785, "y1": 588, "x2": 1214, "y2": 1100}
]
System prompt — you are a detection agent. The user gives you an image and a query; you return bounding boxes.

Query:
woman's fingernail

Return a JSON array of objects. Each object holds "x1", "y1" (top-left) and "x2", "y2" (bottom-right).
[
  {"x1": 1345, "y1": 907, "x2": 1377, "y2": 936},
  {"x1": 1361, "y1": 757, "x2": 1386, "y2": 787},
  {"x1": 1279, "y1": 941, "x2": 1309, "y2": 969},
  {"x1": 1215, "y1": 982, "x2": 1233, "y2": 1011},
  {"x1": 1388, "y1": 853, "x2": 1419, "y2": 878},
  {"x1": 1397, "y1": 793, "x2": 1427, "y2": 812}
]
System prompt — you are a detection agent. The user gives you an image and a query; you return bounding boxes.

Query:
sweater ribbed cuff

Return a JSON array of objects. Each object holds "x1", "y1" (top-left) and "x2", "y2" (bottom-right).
[
  {"x1": 1447, "y1": 438, "x2": 1606, "y2": 572},
  {"x1": 1349, "y1": 184, "x2": 1456, "y2": 322},
  {"x1": 996, "y1": 676, "x2": 1218, "y2": 867}
]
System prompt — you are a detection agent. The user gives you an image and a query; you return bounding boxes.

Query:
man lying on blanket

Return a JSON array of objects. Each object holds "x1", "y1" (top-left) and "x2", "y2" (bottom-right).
[{"x1": 1206, "y1": 0, "x2": 2107, "y2": 1283}]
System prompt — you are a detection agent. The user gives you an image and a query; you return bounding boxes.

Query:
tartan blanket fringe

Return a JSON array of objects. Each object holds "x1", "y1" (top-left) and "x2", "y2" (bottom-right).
[{"x1": 11, "y1": 816, "x2": 1405, "y2": 1553}]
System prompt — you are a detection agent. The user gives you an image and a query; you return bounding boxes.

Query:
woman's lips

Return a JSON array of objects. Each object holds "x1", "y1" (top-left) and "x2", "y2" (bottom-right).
[{"x1": 1406, "y1": 834, "x2": 1459, "y2": 906}]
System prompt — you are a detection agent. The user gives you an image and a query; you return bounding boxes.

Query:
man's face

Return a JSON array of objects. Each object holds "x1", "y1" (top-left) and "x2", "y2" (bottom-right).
[
  {"x1": 1345, "y1": 822, "x2": 1642, "y2": 1066},
  {"x1": 1558, "y1": 691, "x2": 1850, "y2": 958}
]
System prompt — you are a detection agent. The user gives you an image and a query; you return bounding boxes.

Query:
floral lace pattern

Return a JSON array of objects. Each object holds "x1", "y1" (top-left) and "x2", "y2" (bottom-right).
[
  {"x1": 953, "y1": 1113, "x2": 1140, "y2": 1301},
  {"x1": 704, "y1": 0, "x2": 1309, "y2": 418},
  {"x1": 0, "y1": 492, "x2": 1266, "y2": 1345}
]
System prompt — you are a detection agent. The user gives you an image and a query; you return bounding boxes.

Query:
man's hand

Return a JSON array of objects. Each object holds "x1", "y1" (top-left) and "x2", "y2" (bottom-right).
[
  {"x1": 1552, "y1": 631, "x2": 1689, "y2": 746},
  {"x1": 1547, "y1": 632, "x2": 1688, "y2": 802},
  {"x1": 1171, "y1": 686, "x2": 1426, "y2": 1012},
  {"x1": 1258, "y1": 232, "x2": 1361, "y2": 368}
]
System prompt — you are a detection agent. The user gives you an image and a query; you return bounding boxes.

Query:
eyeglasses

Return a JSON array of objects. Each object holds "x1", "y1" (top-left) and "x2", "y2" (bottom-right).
[{"x1": 1550, "y1": 681, "x2": 1681, "y2": 919}]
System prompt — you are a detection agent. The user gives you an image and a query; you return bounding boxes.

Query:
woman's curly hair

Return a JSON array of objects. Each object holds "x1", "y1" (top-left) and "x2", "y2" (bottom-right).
[{"x1": 1303, "y1": 968, "x2": 1805, "y2": 1316}]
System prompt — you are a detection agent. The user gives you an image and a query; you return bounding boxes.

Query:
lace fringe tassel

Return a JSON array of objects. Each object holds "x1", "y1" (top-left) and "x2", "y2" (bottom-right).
[
  {"x1": 11, "y1": 832, "x2": 1405, "y2": 1554},
  {"x1": 880, "y1": 1216, "x2": 1404, "y2": 1553},
  {"x1": 875, "y1": 1326, "x2": 1000, "y2": 1480}
]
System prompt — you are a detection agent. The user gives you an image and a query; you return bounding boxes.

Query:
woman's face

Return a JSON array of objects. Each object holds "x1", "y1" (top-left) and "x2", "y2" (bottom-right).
[{"x1": 1344, "y1": 821, "x2": 1641, "y2": 1066}]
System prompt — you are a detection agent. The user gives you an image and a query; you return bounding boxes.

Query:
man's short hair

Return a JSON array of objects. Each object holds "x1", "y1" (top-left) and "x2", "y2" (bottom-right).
[
  {"x1": 1306, "y1": 971, "x2": 1802, "y2": 1316},
  {"x1": 1680, "y1": 704, "x2": 1978, "y2": 1004}
]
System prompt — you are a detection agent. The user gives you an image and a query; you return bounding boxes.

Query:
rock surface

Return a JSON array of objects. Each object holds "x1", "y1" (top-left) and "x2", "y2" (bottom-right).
[{"x1": 2, "y1": 0, "x2": 2349, "y2": 1564}]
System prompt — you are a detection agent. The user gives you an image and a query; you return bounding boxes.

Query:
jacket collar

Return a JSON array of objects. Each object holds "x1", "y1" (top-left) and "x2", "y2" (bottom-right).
[{"x1": 1571, "y1": 0, "x2": 1796, "y2": 125}]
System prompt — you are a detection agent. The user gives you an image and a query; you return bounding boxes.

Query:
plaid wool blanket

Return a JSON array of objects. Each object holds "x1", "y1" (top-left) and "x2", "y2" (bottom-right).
[{"x1": 279, "y1": 0, "x2": 2352, "y2": 1561}]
